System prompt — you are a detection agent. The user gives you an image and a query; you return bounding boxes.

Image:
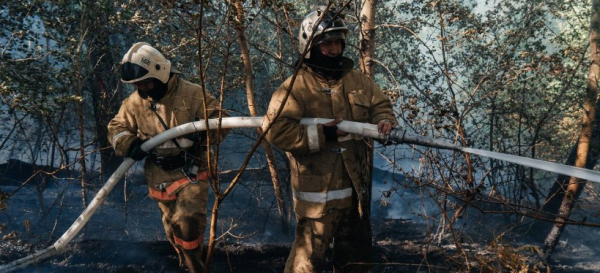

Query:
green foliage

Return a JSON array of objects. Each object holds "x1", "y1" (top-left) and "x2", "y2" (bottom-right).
[
  {"x1": 373, "y1": 0, "x2": 590, "y2": 208},
  {"x1": 0, "y1": 0, "x2": 119, "y2": 166},
  {"x1": 0, "y1": 0, "x2": 592, "y2": 201},
  {"x1": 0, "y1": 0, "x2": 598, "y2": 270}
]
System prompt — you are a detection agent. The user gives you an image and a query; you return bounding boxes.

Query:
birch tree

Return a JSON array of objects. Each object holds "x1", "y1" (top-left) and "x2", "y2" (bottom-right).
[
  {"x1": 358, "y1": 0, "x2": 377, "y2": 79},
  {"x1": 542, "y1": 0, "x2": 600, "y2": 260}
]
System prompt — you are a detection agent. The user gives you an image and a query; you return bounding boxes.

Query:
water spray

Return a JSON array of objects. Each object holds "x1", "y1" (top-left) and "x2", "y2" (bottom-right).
[{"x1": 2, "y1": 117, "x2": 599, "y2": 272}]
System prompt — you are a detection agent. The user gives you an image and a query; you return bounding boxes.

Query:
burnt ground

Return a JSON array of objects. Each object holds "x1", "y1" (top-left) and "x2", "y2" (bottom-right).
[
  {"x1": 2, "y1": 161, "x2": 600, "y2": 272},
  {"x1": 0, "y1": 220, "x2": 463, "y2": 273},
  {"x1": 3, "y1": 218, "x2": 599, "y2": 273}
]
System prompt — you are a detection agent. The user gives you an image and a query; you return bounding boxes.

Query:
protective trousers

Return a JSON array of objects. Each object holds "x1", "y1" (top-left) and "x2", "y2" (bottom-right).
[
  {"x1": 284, "y1": 194, "x2": 372, "y2": 273},
  {"x1": 157, "y1": 181, "x2": 209, "y2": 273}
]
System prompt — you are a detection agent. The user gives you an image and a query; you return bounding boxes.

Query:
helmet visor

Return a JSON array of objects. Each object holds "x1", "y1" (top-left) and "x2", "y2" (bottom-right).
[
  {"x1": 120, "y1": 62, "x2": 149, "y2": 83},
  {"x1": 315, "y1": 31, "x2": 346, "y2": 45}
]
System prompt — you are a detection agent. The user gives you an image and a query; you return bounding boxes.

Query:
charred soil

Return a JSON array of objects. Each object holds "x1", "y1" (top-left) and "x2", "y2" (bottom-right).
[{"x1": 1, "y1": 165, "x2": 599, "y2": 272}]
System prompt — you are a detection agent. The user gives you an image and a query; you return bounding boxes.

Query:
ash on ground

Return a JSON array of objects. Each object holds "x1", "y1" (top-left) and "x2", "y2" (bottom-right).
[{"x1": 1, "y1": 165, "x2": 599, "y2": 272}]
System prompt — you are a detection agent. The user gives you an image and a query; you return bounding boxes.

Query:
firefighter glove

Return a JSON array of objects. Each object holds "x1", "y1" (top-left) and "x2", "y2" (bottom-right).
[
  {"x1": 184, "y1": 131, "x2": 207, "y2": 143},
  {"x1": 128, "y1": 138, "x2": 148, "y2": 161},
  {"x1": 323, "y1": 125, "x2": 338, "y2": 141}
]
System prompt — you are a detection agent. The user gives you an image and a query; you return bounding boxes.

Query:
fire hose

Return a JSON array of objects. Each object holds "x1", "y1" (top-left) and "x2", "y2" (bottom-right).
[{"x1": 2, "y1": 116, "x2": 600, "y2": 272}]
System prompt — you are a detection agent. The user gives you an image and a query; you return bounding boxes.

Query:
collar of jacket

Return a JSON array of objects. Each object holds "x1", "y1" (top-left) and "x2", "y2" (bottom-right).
[
  {"x1": 165, "y1": 73, "x2": 179, "y2": 96},
  {"x1": 302, "y1": 57, "x2": 354, "y2": 82}
]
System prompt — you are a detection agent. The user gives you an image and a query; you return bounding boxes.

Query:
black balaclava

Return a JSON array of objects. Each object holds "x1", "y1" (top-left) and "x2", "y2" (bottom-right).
[
  {"x1": 138, "y1": 76, "x2": 170, "y2": 102},
  {"x1": 305, "y1": 40, "x2": 346, "y2": 80}
]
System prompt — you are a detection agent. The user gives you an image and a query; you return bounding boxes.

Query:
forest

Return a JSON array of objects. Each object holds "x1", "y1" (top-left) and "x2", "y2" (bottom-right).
[{"x1": 1, "y1": 0, "x2": 600, "y2": 272}]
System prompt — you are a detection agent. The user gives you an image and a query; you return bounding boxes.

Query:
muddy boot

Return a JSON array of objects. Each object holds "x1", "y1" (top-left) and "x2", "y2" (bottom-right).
[
  {"x1": 180, "y1": 247, "x2": 205, "y2": 273},
  {"x1": 172, "y1": 244, "x2": 184, "y2": 268}
]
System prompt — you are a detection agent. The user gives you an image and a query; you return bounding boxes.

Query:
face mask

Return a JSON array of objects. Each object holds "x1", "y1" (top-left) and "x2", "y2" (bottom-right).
[
  {"x1": 305, "y1": 47, "x2": 346, "y2": 80},
  {"x1": 139, "y1": 78, "x2": 169, "y2": 101}
]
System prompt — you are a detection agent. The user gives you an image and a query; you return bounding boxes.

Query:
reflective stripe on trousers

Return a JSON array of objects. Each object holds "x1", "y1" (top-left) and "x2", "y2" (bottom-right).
[
  {"x1": 293, "y1": 187, "x2": 352, "y2": 203},
  {"x1": 174, "y1": 235, "x2": 202, "y2": 250}
]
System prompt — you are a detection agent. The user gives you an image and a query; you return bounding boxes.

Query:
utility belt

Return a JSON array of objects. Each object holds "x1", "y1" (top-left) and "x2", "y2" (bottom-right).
[
  {"x1": 148, "y1": 171, "x2": 210, "y2": 201},
  {"x1": 148, "y1": 151, "x2": 192, "y2": 171}
]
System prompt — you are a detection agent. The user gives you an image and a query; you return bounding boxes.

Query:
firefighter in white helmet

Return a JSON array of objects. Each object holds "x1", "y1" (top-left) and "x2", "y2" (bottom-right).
[
  {"x1": 108, "y1": 42, "x2": 229, "y2": 272},
  {"x1": 262, "y1": 6, "x2": 399, "y2": 273}
]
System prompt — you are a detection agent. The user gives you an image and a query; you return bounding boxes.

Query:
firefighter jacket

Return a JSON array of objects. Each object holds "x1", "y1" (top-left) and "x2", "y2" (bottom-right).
[
  {"x1": 108, "y1": 73, "x2": 229, "y2": 190},
  {"x1": 263, "y1": 59, "x2": 398, "y2": 218}
]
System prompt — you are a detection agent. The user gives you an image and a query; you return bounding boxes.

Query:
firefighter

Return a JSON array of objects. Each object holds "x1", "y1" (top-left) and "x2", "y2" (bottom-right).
[
  {"x1": 108, "y1": 42, "x2": 229, "y2": 272},
  {"x1": 262, "y1": 6, "x2": 399, "y2": 273}
]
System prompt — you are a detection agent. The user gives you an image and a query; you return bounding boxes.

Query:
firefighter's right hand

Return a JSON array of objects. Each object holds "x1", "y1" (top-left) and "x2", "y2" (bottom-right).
[{"x1": 128, "y1": 138, "x2": 149, "y2": 161}]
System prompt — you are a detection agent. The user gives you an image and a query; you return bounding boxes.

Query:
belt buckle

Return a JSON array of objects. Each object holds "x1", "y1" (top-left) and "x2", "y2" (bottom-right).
[
  {"x1": 182, "y1": 166, "x2": 199, "y2": 184},
  {"x1": 319, "y1": 88, "x2": 334, "y2": 95},
  {"x1": 331, "y1": 146, "x2": 346, "y2": 154}
]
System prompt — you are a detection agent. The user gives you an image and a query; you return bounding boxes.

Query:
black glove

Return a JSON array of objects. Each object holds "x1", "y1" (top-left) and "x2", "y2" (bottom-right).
[
  {"x1": 184, "y1": 117, "x2": 207, "y2": 143},
  {"x1": 128, "y1": 138, "x2": 149, "y2": 161},
  {"x1": 323, "y1": 125, "x2": 338, "y2": 141},
  {"x1": 184, "y1": 131, "x2": 207, "y2": 143}
]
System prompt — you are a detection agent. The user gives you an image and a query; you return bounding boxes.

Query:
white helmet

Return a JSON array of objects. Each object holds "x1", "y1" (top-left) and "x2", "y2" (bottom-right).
[
  {"x1": 298, "y1": 6, "x2": 348, "y2": 58},
  {"x1": 120, "y1": 42, "x2": 171, "y2": 84}
]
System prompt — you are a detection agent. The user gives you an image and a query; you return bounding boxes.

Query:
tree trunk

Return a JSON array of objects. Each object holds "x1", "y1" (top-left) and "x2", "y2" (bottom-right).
[
  {"x1": 542, "y1": 72, "x2": 600, "y2": 216},
  {"x1": 86, "y1": 1, "x2": 124, "y2": 195},
  {"x1": 76, "y1": 4, "x2": 89, "y2": 209},
  {"x1": 358, "y1": 1, "x2": 380, "y2": 265},
  {"x1": 359, "y1": 0, "x2": 377, "y2": 79},
  {"x1": 358, "y1": 0, "x2": 378, "y2": 190},
  {"x1": 542, "y1": 0, "x2": 600, "y2": 260},
  {"x1": 231, "y1": 0, "x2": 289, "y2": 235},
  {"x1": 542, "y1": 129, "x2": 600, "y2": 218}
]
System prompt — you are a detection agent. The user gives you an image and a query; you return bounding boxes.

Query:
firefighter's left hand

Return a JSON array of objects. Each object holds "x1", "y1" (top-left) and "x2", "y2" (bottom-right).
[
  {"x1": 184, "y1": 131, "x2": 207, "y2": 143},
  {"x1": 128, "y1": 138, "x2": 149, "y2": 161},
  {"x1": 377, "y1": 119, "x2": 393, "y2": 135}
]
